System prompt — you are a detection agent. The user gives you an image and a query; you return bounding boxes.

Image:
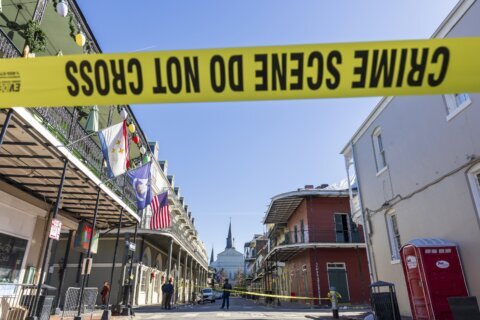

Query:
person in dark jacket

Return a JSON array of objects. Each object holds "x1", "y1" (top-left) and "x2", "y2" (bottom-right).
[
  {"x1": 220, "y1": 279, "x2": 232, "y2": 310},
  {"x1": 163, "y1": 279, "x2": 174, "y2": 310}
]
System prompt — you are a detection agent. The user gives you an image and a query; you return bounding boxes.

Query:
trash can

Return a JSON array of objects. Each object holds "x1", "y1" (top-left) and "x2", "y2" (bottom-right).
[{"x1": 370, "y1": 281, "x2": 401, "y2": 320}]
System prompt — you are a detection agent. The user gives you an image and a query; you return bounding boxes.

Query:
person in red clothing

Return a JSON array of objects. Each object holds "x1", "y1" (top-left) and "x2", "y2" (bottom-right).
[{"x1": 100, "y1": 281, "x2": 110, "y2": 307}]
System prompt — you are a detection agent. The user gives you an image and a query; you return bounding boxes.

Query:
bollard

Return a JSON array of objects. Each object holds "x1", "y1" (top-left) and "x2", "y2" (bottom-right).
[{"x1": 327, "y1": 286, "x2": 342, "y2": 319}]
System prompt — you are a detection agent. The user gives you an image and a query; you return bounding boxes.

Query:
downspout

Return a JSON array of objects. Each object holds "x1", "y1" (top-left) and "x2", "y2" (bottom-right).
[{"x1": 350, "y1": 142, "x2": 378, "y2": 282}]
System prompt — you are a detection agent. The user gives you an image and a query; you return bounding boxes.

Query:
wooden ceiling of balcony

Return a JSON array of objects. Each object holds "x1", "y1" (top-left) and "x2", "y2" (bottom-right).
[{"x1": 0, "y1": 111, "x2": 137, "y2": 229}]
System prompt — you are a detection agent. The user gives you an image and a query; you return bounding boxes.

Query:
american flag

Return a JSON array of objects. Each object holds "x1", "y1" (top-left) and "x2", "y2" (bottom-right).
[{"x1": 150, "y1": 191, "x2": 170, "y2": 229}]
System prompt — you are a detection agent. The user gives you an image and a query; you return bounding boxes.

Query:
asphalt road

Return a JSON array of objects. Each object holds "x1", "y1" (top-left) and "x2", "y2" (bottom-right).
[{"x1": 133, "y1": 297, "x2": 369, "y2": 319}]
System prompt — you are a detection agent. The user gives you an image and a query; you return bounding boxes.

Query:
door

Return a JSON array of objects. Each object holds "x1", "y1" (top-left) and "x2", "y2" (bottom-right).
[{"x1": 327, "y1": 263, "x2": 350, "y2": 302}]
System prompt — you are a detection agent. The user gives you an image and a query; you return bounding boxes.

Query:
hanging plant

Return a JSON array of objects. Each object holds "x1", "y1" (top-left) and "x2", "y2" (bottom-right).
[{"x1": 24, "y1": 20, "x2": 47, "y2": 53}]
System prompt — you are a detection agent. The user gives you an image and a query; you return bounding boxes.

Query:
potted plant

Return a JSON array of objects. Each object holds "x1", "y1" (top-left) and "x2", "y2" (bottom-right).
[{"x1": 24, "y1": 20, "x2": 47, "y2": 54}]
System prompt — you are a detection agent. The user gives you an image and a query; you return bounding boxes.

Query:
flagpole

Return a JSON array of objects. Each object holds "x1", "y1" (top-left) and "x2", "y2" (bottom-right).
[{"x1": 57, "y1": 130, "x2": 97, "y2": 149}]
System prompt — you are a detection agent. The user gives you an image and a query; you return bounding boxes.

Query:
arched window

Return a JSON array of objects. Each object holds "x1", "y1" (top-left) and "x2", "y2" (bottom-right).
[
  {"x1": 142, "y1": 247, "x2": 152, "y2": 266},
  {"x1": 155, "y1": 254, "x2": 163, "y2": 270}
]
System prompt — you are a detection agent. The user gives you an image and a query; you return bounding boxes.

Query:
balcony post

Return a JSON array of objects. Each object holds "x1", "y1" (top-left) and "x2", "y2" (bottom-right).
[
  {"x1": 74, "y1": 187, "x2": 101, "y2": 320},
  {"x1": 183, "y1": 254, "x2": 188, "y2": 303},
  {"x1": 314, "y1": 247, "x2": 321, "y2": 305},
  {"x1": 175, "y1": 248, "x2": 182, "y2": 305},
  {"x1": 121, "y1": 221, "x2": 138, "y2": 316},
  {"x1": 26, "y1": 158, "x2": 69, "y2": 320},
  {"x1": 189, "y1": 258, "x2": 193, "y2": 302},
  {"x1": 55, "y1": 230, "x2": 75, "y2": 311},
  {"x1": 167, "y1": 238, "x2": 174, "y2": 281},
  {"x1": 101, "y1": 207, "x2": 124, "y2": 320},
  {"x1": 0, "y1": 109, "x2": 14, "y2": 146}
]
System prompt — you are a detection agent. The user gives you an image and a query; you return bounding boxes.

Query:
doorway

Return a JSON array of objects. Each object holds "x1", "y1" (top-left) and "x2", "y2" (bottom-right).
[{"x1": 327, "y1": 262, "x2": 350, "y2": 302}]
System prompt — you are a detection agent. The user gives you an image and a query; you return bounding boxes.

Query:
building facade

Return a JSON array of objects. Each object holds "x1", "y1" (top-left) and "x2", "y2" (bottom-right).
[
  {"x1": 210, "y1": 222, "x2": 244, "y2": 285},
  {"x1": 341, "y1": 1, "x2": 480, "y2": 316},
  {"x1": 261, "y1": 185, "x2": 370, "y2": 305},
  {"x1": 0, "y1": 0, "x2": 208, "y2": 318}
]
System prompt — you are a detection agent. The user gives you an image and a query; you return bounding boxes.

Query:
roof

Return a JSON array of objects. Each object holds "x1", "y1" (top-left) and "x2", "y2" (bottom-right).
[
  {"x1": 263, "y1": 188, "x2": 349, "y2": 224},
  {"x1": 407, "y1": 238, "x2": 457, "y2": 248},
  {"x1": 341, "y1": 0, "x2": 475, "y2": 155}
]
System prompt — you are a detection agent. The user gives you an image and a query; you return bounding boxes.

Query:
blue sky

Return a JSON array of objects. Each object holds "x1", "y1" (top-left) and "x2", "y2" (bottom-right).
[{"x1": 78, "y1": 0, "x2": 457, "y2": 260}]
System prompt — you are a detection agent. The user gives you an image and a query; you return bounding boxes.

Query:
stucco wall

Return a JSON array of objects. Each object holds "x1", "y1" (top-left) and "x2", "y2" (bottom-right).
[{"x1": 350, "y1": 2, "x2": 480, "y2": 316}]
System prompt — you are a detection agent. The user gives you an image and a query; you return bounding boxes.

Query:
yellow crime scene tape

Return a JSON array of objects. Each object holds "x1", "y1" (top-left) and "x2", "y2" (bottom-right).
[
  {"x1": 191, "y1": 285, "x2": 330, "y2": 300},
  {"x1": 0, "y1": 37, "x2": 478, "y2": 108}
]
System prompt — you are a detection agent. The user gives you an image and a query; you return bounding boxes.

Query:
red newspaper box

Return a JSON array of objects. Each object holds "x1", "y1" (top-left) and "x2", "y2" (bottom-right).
[{"x1": 400, "y1": 238, "x2": 469, "y2": 320}]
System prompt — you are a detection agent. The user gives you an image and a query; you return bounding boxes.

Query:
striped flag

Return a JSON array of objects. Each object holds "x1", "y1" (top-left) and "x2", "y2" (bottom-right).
[{"x1": 150, "y1": 191, "x2": 170, "y2": 229}]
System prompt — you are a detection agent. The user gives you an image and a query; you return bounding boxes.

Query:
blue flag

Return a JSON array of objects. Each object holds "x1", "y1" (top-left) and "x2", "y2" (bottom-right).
[{"x1": 127, "y1": 162, "x2": 152, "y2": 210}]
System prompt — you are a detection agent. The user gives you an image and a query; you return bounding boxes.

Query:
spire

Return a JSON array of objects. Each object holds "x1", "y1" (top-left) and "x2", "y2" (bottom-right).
[
  {"x1": 210, "y1": 246, "x2": 214, "y2": 265},
  {"x1": 226, "y1": 218, "x2": 233, "y2": 249}
]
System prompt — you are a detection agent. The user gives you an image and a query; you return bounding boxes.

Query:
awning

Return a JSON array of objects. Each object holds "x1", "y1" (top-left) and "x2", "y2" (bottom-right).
[{"x1": 0, "y1": 108, "x2": 140, "y2": 229}]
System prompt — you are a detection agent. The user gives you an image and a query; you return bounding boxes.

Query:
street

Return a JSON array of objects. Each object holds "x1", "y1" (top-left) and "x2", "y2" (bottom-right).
[{"x1": 133, "y1": 297, "x2": 369, "y2": 320}]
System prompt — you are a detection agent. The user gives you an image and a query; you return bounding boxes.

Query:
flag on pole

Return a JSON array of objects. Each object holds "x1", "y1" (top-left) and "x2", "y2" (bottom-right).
[
  {"x1": 127, "y1": 162, "x2": 152, "y2": 210},
  {"x1": 150, "y1": 191, "x2": 170, "y2": 229},
  {"x1": 98, "y1": 121, "x2": 129, "y2": 178}
]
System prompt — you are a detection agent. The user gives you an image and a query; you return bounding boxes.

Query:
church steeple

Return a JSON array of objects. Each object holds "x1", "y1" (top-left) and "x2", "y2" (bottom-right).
[
  {"x1": 210, "y1": 246, "x2": 214, "y2": 265},
  {"x1": 226, "y1": 218, "x2": 233, "y2": 249}
]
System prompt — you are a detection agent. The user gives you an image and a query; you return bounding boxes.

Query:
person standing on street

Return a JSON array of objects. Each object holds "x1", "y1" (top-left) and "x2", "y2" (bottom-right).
[
  {"x1": 220, "y1": 279, "x2": 232, "y2": 310},
  {"x1": 164, "y1": 279, "x2": 174, "y2": 310},
  {"x1": 100, "y1": 281, "x2": 110, "y2": 307}
]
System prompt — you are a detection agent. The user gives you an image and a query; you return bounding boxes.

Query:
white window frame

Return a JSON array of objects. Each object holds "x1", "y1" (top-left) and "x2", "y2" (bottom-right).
[
  {"x1": 386, "y1": 210, "x2": 401, "y2": 263},
  {"x1": 444, "y1": 93, "x2": 472, "y2": 121},
  {"x1": 467, "y1": 163, "x2": 480, "y2": 222},
  {"x1": 372, "y1": 127, "x2": 387, "y2": 173}
]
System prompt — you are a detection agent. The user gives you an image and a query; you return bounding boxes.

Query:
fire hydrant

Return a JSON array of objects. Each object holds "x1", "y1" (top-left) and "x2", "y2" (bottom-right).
[{"x1": 327, "y1": 287, "x2": 342, "y2": 319}]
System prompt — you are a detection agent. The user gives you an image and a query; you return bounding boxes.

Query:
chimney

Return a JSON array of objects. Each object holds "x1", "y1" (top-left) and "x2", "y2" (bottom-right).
[
  {"x1": 304, "y1": 185, "x2": 314, "y2": 189},
  {"x1": 159, "y1": 160, "x2": 168, "y2": 174}
]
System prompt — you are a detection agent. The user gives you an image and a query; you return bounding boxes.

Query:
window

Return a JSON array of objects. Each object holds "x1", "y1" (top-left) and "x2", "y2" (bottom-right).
[
  {"x1": 386, "y1": 212, "x2": 401, "y2": 261},
  {"x1": 300, "y1": 220, "x2": 305, "y2": 243},
  {"x1": 334, "y1": 214, "x2": 359, "y2": 243},
  {"x1": 372, "y1": 127, "x2": 387, "y2": 172},
  {"x1": 0, "y1": 232, "x2": 28, "y2": 283},
  {"x1": 445, "y1": 94, "x2": 472, "y2": 119},
  {"x1": 293, "y1": 225, "x2": 298, "y2": 243}
]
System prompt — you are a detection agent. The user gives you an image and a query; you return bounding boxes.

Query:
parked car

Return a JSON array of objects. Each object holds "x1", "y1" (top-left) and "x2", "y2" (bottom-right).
[
  {"x1": 214, "y1": 290, "x2": 223, "y2": 299},
  {"x1": 198, "y1": 288, "x2": 215, "y2": 303}
]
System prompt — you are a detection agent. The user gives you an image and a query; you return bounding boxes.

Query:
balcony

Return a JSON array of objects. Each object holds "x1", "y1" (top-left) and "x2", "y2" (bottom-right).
[
  {"x1": 266, "y1": 228, "x2": 365, "y2": 261},
  {"x1": 0, "y1": 27, "x2": 141, "y2": 227}
]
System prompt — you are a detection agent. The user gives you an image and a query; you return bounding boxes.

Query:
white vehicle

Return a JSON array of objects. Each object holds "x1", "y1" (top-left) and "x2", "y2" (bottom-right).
[{"x1": 199, "y1": 288, "x2": 216, "y2": 303}]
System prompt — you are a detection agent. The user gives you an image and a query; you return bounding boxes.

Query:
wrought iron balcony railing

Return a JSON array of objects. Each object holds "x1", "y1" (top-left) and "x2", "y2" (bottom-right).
[
  {"x1": 31, "y1": 106, "x2": 137, "y2": 211},
  {"x1": 271, "y1": 228, "x2": 363, "y2": 248},
  {"x1": 141, "y1": 213, "x2": 207, "y2": 265},
  {"x1": 0, "y1": 28, "x2": 21, "y2": 58},
  {"x1": 0, "y1": 29, "x2": 137, "y2": 211}
]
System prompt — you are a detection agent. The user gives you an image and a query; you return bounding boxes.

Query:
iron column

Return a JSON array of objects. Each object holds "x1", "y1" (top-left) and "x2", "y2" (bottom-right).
[
  {"x1": 75, "y1": 187, "x2": 102, "y2": 320},
  {"x1": 27, "y1": 158, "x2": 69, "y2": 320},
  {"x1": 101, "y1": 207, "x2": 124, "y2": 320},
  {"x1": 0, "y1": 109, "x2": 14, "y2": 145}
]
